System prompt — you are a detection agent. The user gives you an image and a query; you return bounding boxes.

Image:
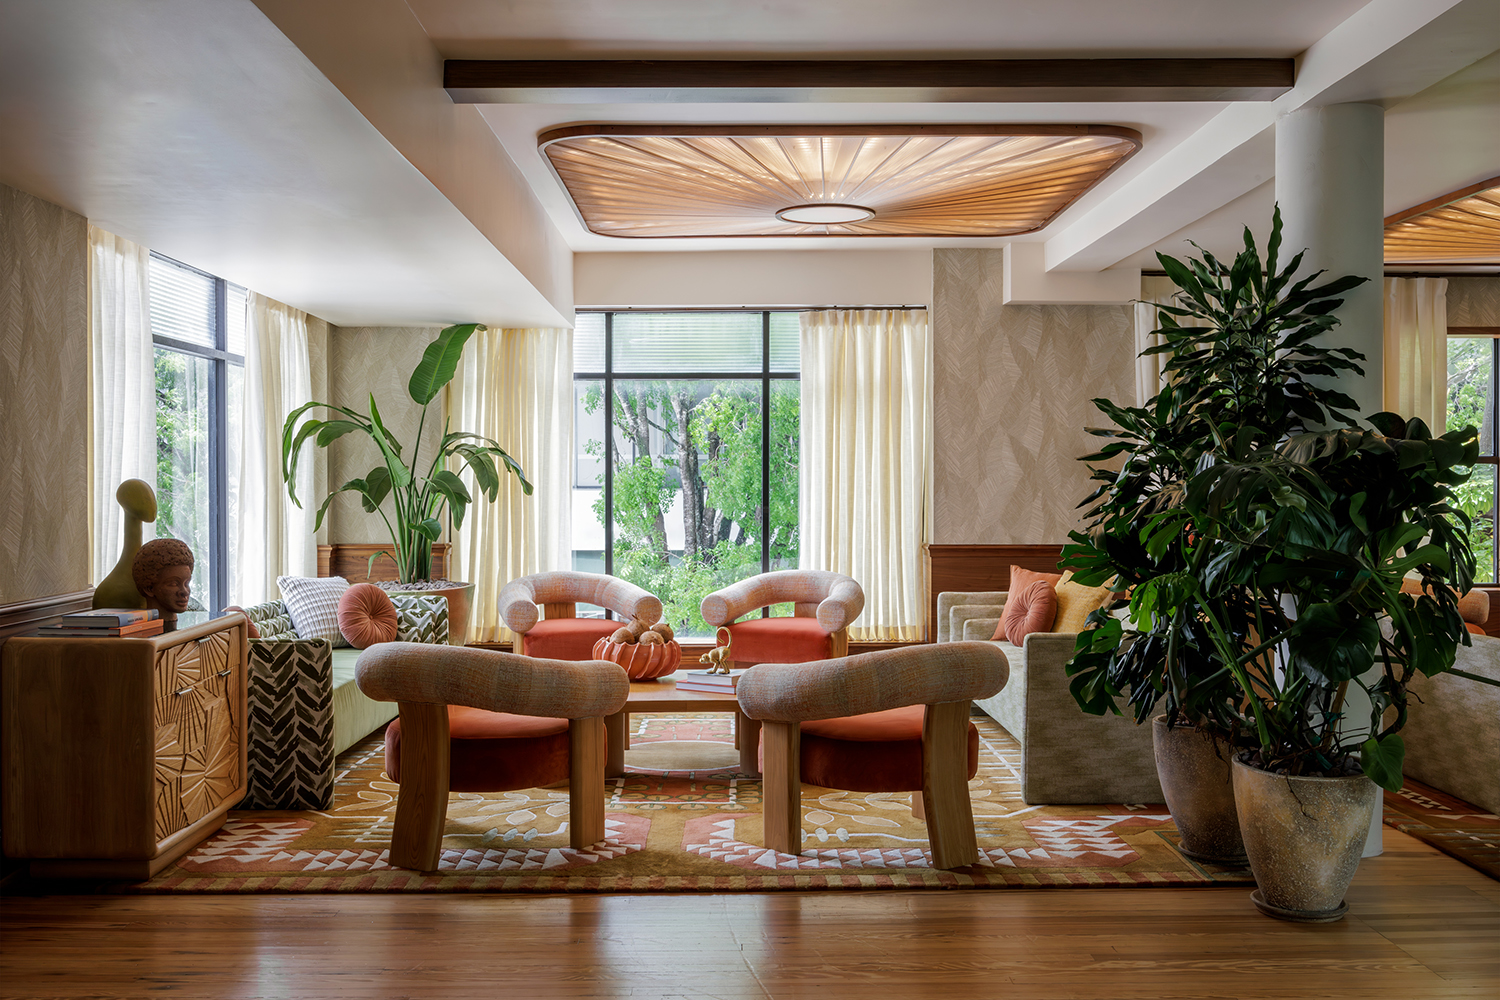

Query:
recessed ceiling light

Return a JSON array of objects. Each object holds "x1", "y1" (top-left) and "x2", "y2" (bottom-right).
[
  {"x1": 539, "y1": 125, "x2": 1142, "y2": 239},
  {"x1": 775, "y1": 204, "x2": 876, "y2": 225}
]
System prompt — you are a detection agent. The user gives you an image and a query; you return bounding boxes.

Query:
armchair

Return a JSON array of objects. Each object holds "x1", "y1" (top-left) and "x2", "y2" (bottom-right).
[
  {"x1": 500, "y1": 571, "x2": 662, "y2": 660},
  {"x1": 737, "y1": 642, "x2": 1008, "y2": 870},
  {"x1": 701, "y1": 570, "x2": 864, "y2": 666},
  {"x1": 356, "y1": 642, "x2": 630, "y2": 870}
]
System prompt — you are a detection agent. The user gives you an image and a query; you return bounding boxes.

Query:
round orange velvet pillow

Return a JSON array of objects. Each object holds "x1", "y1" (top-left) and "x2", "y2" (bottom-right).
[
  {"x1": 338, "y1": 583, "x2": 400, "y2": 649},
  {"x1": 996, "y1": 579, "x2": 1058, "y2": 644}
]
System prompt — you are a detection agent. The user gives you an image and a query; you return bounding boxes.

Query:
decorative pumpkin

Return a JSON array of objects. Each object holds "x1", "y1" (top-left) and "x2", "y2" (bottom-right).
[{"x1": 592, "y1": 635, "x2": 681, "y2": 680}]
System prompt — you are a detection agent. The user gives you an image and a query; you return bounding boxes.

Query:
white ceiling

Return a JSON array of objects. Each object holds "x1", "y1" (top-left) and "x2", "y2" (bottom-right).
[{"x1": 0, "y1": 0, "x2": 1496, "y2": 328}]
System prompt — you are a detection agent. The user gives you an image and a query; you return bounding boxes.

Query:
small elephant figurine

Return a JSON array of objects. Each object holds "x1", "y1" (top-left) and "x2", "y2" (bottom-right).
[{"x1": 698, "y1": 626, "x2": 733, "y2": 674}]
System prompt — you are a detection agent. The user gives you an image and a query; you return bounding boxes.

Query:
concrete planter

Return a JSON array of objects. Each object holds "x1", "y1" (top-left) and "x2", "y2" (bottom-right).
[
  {"x1": 1231, "y1": 755, "x2": 1378, "y2": 922},
  {"x1": 1152, "y1": 717, "x2": 1245, "y2": 864}
]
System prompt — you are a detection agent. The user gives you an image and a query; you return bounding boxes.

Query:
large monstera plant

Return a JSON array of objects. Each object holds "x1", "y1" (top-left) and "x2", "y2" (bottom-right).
[
  {"x1": 282, "y1": 323, "x2": 533, "y2": 583},
  {"x1": 1062, "y1": 207, "x2": 1478, "y2": 790}
]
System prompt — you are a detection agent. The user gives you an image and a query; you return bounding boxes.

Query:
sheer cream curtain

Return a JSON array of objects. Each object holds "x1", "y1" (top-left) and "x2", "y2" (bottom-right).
[
  {"x1": 236, "y1": 292, "x2": 319, "y2": 605},
  {"x1": 800, "y1": 309, "x2": 930, "y2": 642},
  {"x1": 450, "y1": 326, "x2": 573, "y2": 643},
  {"x1": 1134, "y1": 275, "x2": 1179, "y2": 406},
  {"x1": 1383, "y1": 277, "x2": 1449, "y2": 431},
  {"x1": 88, "y1": 225, "x2": 156, "y2": 583}
]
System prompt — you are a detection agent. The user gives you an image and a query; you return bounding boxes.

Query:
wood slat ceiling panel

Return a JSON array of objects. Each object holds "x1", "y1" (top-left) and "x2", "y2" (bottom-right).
[
  {"x1": 1385, "y1": 180, "x2": 1500, "y2": 264},
  {"x1": 540, "y1": 126, "x2": 1141, "y2": 239}
]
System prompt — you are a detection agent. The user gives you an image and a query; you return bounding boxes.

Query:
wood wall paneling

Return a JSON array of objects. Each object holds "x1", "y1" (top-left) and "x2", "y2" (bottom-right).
[
  {"x1": 926, "y1": 544, "x2": 1066, "y2": 641},
  {"x1": 317, "y1": 544, "x2": 450, "y2": 584}
]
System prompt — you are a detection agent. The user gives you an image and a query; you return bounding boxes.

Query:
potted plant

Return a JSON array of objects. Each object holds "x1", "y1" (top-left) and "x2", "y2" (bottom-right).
[
  {"x1": 1063, "y1": 208, "x2": 1369, "y2": 862},
  {"x1": 1181, "y1": 414, "x2": 1475, "y2": 920},
  {"x1": 281, "y1": 323, "x2": 533, "y2": 643}
]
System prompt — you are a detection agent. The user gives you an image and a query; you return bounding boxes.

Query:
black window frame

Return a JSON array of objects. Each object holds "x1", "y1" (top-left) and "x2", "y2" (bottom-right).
[
  {"x1": 574, "y1": 308, "x2": 801, "y2": 616},
  {"x1": 149, "y1": 252, "x2": 244, "y2": 615}
]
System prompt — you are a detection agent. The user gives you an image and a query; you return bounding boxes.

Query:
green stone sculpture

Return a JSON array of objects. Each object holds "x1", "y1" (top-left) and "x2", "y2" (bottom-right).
[{"x1": 91, "y1": 479, "x2": 158, "y2": 610}]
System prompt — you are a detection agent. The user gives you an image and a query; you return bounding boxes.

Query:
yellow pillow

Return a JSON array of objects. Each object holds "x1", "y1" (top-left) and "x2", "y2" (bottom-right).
[{"x1": 1052, "y1": 571, "x2": 1114, "y2": 634}]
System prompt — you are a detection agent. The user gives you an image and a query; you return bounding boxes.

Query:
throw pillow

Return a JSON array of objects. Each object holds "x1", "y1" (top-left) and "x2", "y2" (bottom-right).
[
  {"x1": 1008, "y1": 565, "x2": 1063, "y2": 597},
  {"x1": 338, "y1": 583, "x2": 400, "y2": 649},
  {"x1": 277, "y1": 575, "x2": 352, "y2": 647},
  {"x1": 1052, "y1": 571, "x2": 1115, "y2": 634},
  {"x1": 997, "y1": 579, "x2": 1059, "y2": 643}
]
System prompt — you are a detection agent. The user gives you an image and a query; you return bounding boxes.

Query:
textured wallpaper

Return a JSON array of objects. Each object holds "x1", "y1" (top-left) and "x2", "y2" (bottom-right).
[
  {"x1": 325, "y1": 327, "x2": 444, "y2": 546},
  {"x1": 1447, "y1": 278, "x2": 1500, "y2": 327},
  {"x1": 0, "y1": 184, "x2": 90, "y2": 604},
  {"x1": 931, "y1": 249, "x2": 1135, "y2": 544}
]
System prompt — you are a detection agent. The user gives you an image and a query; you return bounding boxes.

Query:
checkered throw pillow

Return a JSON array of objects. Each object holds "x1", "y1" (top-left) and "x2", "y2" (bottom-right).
[{"x1": 276, "y1": 575, "x2": 352, "y2": 647}]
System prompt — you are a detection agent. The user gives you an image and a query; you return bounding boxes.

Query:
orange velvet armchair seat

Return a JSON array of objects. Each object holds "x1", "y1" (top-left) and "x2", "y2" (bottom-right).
[
  {"x1": 355, "y1": 642, "x2": 629, "y2": 871},
  {"x1": 700, "y1": 570, "x2": 865, "y2": 667},
  {"x1": 500, "y1": 571, "x2": 662, "y2": 660},
  {"x1": 736, "y1": 642, "x2": 1009, "y2": 870}
]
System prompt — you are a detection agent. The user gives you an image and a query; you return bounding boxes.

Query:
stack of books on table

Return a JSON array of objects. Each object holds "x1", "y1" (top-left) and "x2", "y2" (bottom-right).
[
  {"x1": 38, "y1": 608, "x2": 164, "y2": 638},
  {"x1": 673, "y1": 668, "x2": 750, "y2": 694}
]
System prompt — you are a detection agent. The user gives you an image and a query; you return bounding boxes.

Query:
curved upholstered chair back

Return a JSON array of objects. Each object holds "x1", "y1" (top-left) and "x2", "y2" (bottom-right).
[
  {"x1": 499, "y1": 571, "x2": 663, "y2": 634},
  {"x1": 700, "y1": 570, "x2": 864, "y2": 634}
]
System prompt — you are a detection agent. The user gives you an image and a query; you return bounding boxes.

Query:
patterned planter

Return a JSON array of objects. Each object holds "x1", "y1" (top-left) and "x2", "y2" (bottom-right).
[{"x1": 592, "y1": 637, "x2": 681, "y2": 679}]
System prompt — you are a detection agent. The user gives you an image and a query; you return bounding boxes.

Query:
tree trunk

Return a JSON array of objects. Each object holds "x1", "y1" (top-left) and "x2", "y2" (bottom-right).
[{"x1": 671, "y1": 390, "x2": 705, "y2": 564}]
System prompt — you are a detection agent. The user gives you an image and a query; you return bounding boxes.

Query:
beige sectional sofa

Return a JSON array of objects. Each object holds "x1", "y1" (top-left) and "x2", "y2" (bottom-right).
[{"x1": 937, "y1": 591, "x2": 1163, "y2": 804}]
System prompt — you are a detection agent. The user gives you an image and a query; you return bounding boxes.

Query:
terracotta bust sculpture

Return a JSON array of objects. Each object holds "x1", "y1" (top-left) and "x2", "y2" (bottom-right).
[{"x1": 132, "y1": 538, "x2": 195, "y2": 629}]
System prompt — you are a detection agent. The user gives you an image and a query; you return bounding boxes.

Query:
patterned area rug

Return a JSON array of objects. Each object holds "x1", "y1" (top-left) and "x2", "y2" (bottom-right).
[
  {"x1": 135, "y1": 713, "x2": 1258, "y2": 893},
  {"x1": 1382, "y1": 779, "x2": 1500, "y2": 880}
]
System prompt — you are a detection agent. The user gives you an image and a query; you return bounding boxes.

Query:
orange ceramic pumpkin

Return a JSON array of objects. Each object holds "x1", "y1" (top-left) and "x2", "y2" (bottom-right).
[{"x1": 591, "y1": 637, "x2": 681, "y2": 680}]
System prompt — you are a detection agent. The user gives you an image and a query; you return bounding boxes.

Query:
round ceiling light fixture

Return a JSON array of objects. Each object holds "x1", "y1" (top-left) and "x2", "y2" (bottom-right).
[{"x1": 775, "y1": 203, "x2": 876, "y2": 225}]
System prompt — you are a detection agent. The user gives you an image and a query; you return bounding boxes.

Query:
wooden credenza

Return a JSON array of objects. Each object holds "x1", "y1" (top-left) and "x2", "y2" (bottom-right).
[{"x1": 2, "y1": 614, "x2": 249, "y2": 879}]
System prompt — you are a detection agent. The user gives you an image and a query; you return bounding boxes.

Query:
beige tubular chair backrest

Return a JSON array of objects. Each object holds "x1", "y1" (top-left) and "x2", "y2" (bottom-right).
[
  {"x1": 737, "y1": 642, "x2": 1008, "y2": 870},
  {"x1": 498, "y1": 571, "x2": 663, "y2": 634},
  {"x1": 700, "y1": 569, "x2": 864, "y2": 632},
  {"x1": 356, "y1": 642, "x2": 629, "y2": 871}
]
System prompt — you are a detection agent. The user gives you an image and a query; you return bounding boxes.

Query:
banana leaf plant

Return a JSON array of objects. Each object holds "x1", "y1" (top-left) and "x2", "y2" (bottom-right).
[
  {"x1": 1063, "y1": 207, "x2": 1370, "y2": 734},
  {"x1": 281, "y1": 323, "x2": 533, "y2": 583}
]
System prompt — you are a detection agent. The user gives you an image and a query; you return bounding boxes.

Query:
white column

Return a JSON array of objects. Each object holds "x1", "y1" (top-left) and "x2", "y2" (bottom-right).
[
  {"x1": 1275, "y1": 103, "x2": 1385, "y2": 420},
  {"x1": 1276, "y1": 103, "x2": 1388, "y2": 858}
]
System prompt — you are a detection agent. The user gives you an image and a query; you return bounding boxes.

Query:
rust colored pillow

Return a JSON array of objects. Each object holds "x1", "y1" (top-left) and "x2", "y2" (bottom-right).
[
  {"x1": 337, "y1": 583, "x2": 400, "y2": 649},
  {"x1": 995, "y1": 579, "x2": 1059, "y2": 643},
  {"x1": 1009, "y1": 565, "x2": 1063, "y2": 596}
]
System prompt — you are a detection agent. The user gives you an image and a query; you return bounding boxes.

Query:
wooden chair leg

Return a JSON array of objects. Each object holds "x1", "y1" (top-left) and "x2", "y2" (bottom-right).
[
  {"x1": 569, "y1": 716, "x2": 607, "y2": 850},
  {"x1": 604, "y1": 710, "x2": 627, "y2": 778},
  {"x1": 761, "y1": 720, "x2": 801, "y2": 856},
  {"x1": 389, "y1": 702, "x2": 450, "y2": 872},
  {"x1": 922, "y1": 701, "x2": 979, "y2": 870},
  {"x1": 736, "y1": 710, "x2": 761, "y2": 776}
]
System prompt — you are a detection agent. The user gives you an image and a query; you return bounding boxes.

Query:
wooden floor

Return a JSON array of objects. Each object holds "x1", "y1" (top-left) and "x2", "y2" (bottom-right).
[{"x1": 2, "y1": 826, "x2": 1497, "y2": 999}]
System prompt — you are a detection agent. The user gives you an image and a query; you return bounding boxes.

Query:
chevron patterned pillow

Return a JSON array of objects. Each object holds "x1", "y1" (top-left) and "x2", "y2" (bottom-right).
[{"x1": 276, "y1": 575, "x2": 352, "y2": 647}]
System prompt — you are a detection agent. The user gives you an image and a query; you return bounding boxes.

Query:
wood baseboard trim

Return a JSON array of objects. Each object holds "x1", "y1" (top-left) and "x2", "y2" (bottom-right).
[
  {"x1": 319, "y1": 544, "x2": 450, "y2": 584},
  {"x1": 0, "y1": 590, "x2": 94, "y2": 642}
]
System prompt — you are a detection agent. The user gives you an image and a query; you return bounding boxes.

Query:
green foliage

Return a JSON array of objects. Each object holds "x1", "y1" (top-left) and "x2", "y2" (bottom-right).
[
  {"x1": 281, "y1": 324, "x2": 533, "y2": 583},
  {"x1": 1445, "y1": 337, "x2": 1495, "y2": 581},
  {"x1": 1061, "y1": 207, "x2": 1479, "y2": 791},
  {"x1": 585, "y1": 378, "x2": 799, "y2": 638}
]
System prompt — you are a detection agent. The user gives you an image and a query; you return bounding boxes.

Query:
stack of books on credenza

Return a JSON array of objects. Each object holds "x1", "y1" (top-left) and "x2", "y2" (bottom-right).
[
  {"x1": 37, "y1": 608, "x2": 164, "y2": 638},
  {"x1": 673, "y1": 668, "x2": 750, "y2": 694}
]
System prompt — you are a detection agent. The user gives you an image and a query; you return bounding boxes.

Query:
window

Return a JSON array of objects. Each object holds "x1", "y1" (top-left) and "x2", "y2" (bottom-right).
[
  {"x1": 1447, "y1": 333, "x2": 1498, "y2": 583},
  {"x1": 149, "y1": 254, "x2": 245, "y2": 614},
  {"x1": 574, "y1": 311, "x2": 800, "y2": 637}
]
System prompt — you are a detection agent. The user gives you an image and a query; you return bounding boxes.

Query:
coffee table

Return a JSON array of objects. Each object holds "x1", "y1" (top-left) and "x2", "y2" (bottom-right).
[{"x1": 605, "y1": 676, "x2": 759, "y2": 778}]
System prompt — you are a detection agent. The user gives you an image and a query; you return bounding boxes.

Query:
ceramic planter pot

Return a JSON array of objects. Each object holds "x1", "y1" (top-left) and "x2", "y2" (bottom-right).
[
  {"x1": 1231, "y1": 755, "x2": 1378, "y2": 922},
  {"x1": 1152, "y1": 717, "x2": 1245, "y2": 864},
  {"x1": 592, "y1": 637, "x2": 682, "y2": 680},
  {"x1": 383, "y1": 582, "x2": 475, "y2": 646}
]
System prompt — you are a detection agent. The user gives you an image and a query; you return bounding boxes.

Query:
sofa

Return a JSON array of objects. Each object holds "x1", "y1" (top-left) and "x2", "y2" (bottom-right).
[
  {"x1": 239, "y1": 594, "x2": 448, "y2": 809},
  {"x1": 1399, "y1": 632, "x2": 1500, "y2": 815},
  {"x1": 937, "y1": 591, "x2": 1163, "y2": 804}
]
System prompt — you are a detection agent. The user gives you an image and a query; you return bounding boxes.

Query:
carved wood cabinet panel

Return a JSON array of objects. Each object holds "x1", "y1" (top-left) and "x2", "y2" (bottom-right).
[{"x1": 2, "y1": 615, "x2": 248, "y2": 878}]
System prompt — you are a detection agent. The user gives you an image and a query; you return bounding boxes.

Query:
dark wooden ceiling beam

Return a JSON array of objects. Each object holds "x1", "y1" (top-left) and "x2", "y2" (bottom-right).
[{"x1": 445, "y1": 58, "x2": 1294, "y2": 104}]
